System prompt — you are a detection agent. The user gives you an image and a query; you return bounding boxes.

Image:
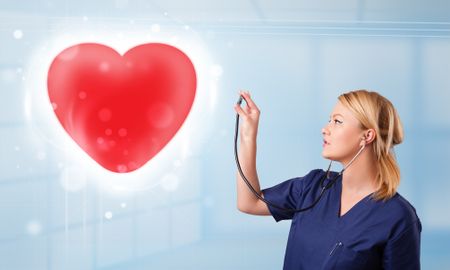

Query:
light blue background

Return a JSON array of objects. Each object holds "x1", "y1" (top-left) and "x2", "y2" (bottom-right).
[{"x1": 1, "y1": 1, "x2": 450, "y2": 269}]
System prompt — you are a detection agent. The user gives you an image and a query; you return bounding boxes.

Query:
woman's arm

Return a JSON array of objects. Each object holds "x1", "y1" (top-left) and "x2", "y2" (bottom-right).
[
  {"x1": 234, "y1": 91, "x2": 270, "y2": 216},
  {"x1": 383, "y1": 220, "x2": 421, "y2": 270}
]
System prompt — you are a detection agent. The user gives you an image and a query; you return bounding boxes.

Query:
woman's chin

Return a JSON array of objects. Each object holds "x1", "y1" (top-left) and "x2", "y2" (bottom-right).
[
  {"x1": 321, "y1": 151, "x2": 331, "y2": 159},
  {"x1": 322, "y1": 152, "x2": 339, "y2": 162}
]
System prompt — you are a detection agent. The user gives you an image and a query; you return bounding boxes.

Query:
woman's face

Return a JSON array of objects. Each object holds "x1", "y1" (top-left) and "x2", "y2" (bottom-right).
[{"x1": 321, "y1": 101, "x2": 366, "y2": 164}]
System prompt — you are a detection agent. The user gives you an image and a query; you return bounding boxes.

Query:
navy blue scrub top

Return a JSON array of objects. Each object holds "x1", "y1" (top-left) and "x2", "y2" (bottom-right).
[{"x1": 262, "y1": 169, "x2": 421, "y2": 270}]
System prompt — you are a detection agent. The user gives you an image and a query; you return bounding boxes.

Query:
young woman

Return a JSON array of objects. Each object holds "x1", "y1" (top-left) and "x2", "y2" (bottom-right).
[{"x1": 234, "y1": 89, "x2": 421, "y2": 270}]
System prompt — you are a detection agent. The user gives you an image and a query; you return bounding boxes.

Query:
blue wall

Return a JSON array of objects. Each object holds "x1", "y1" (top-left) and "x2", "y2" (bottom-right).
[{"x1": 1, "y1": 1, "x2": 449, "y2": 269}]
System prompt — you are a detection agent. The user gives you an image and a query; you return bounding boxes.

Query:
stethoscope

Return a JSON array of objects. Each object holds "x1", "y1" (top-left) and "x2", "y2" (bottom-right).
[{"x1": 234, "y1": 95, "x2": 366, "y2": 213}]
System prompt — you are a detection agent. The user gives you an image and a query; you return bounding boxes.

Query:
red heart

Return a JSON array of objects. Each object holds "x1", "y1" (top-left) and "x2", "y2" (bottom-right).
[{"x1": 47, "y1": 43, "x2": 196, "y2": 173}]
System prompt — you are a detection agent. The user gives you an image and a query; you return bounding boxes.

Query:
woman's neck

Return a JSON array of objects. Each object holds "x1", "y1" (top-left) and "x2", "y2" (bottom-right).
[{"x1": 340, "y1": 149, "x2": 378, "y2": 194}]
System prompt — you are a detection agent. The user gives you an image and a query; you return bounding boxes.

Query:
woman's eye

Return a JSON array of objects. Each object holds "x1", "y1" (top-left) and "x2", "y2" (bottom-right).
[{"x1": 327, "y1": 118, "x2": 343, "y2": 125}]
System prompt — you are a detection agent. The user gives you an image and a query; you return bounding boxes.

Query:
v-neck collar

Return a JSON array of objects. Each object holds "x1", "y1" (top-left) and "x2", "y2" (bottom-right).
[{"x1": 336, "y1": 177, "x2": 374, "y2": 219}]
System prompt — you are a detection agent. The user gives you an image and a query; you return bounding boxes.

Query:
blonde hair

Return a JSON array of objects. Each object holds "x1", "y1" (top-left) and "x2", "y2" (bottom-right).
[{"x1": 338, "y1": 90, "x2": 404, "y2": 201}]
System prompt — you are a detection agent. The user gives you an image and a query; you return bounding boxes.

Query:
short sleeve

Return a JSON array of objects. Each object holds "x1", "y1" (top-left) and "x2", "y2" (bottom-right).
[
  {"x1": 383, "y1": 219, "x2": 422, "y2": 270},
  {"x1": 261, "y1": 169, "x2": 322, "y2": 222}
]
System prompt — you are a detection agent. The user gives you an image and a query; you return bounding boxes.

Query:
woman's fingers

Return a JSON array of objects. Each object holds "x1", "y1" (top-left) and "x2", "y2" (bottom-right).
[
  {"x1": 239, "y1": 90, "x2": 259, "y2": 111},
  {"x1": 235, "y1": 90, "x2": 261, "y2": 121},
  {"x1": 237, "y1": 91, "x2": 251, "y2": 114},
  {"x1": 234, "y1": 103, "x2": 247, "y2": 118}
]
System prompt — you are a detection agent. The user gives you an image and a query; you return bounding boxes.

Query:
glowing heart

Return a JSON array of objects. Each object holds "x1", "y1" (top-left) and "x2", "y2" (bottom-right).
[{"x1": 47, "y1": 43, "x2": 196, "y2": 173}]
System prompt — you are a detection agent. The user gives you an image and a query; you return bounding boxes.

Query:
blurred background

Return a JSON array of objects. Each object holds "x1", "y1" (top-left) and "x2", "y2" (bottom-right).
[{"x1": 1, "y1": 0, "x2": 450, "y2": 269}]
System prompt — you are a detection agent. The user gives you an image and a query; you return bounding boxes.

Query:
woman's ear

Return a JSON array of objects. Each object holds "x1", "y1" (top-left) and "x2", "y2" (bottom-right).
[{"x1": 362, "y1": 129, "x2": 376, "y2": 145}]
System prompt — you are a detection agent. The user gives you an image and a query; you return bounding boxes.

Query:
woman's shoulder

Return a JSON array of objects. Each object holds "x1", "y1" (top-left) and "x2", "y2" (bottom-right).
[
  {"x1": 383, "y1": 193, "x2": 420, "y2": 223},
  {"x1": 299, "y1": 168, "x2": 327, "y2": 183},
  {"x1": 305, "y1": 168, "x2": 327, "y2": 177},
  {"x1": 374, "y1": 193, "x2": 421, "y2": 239},
  {"x1": 299, "y1": 168, "x2": 339, "y2": 190},
  {"x1": 304, "y1": 168, "x2": 340, "y2": 178}
]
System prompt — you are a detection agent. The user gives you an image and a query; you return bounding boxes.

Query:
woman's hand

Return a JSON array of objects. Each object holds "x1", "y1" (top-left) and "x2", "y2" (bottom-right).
[{"x1": 234, "y1": 90, "x2": 260, "y2": 143}]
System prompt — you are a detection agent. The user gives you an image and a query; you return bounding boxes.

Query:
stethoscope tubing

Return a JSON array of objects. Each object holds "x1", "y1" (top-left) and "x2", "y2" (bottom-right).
[{"x1": 234, "y1": 95, "x2": 342, "y2": 213}]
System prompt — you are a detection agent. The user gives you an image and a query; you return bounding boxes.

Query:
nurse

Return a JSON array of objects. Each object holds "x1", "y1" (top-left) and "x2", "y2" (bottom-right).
[{"x1": 234, "y1": 89, "x2": 421, "y2": 270}]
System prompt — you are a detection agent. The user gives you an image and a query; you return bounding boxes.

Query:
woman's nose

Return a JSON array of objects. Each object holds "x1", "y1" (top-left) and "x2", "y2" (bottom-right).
[{"x1": 322, "y1": 125, "x2": 329, "y2": 135}]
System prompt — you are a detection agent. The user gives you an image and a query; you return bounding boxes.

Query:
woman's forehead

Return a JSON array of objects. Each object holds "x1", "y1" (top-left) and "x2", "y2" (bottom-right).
[
  {"x1": 330, "y1": 102, "x2": 350, "y2": 117},
  {"x1": 330, "y1": 102, "x2": 360, "y2": 124}
]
